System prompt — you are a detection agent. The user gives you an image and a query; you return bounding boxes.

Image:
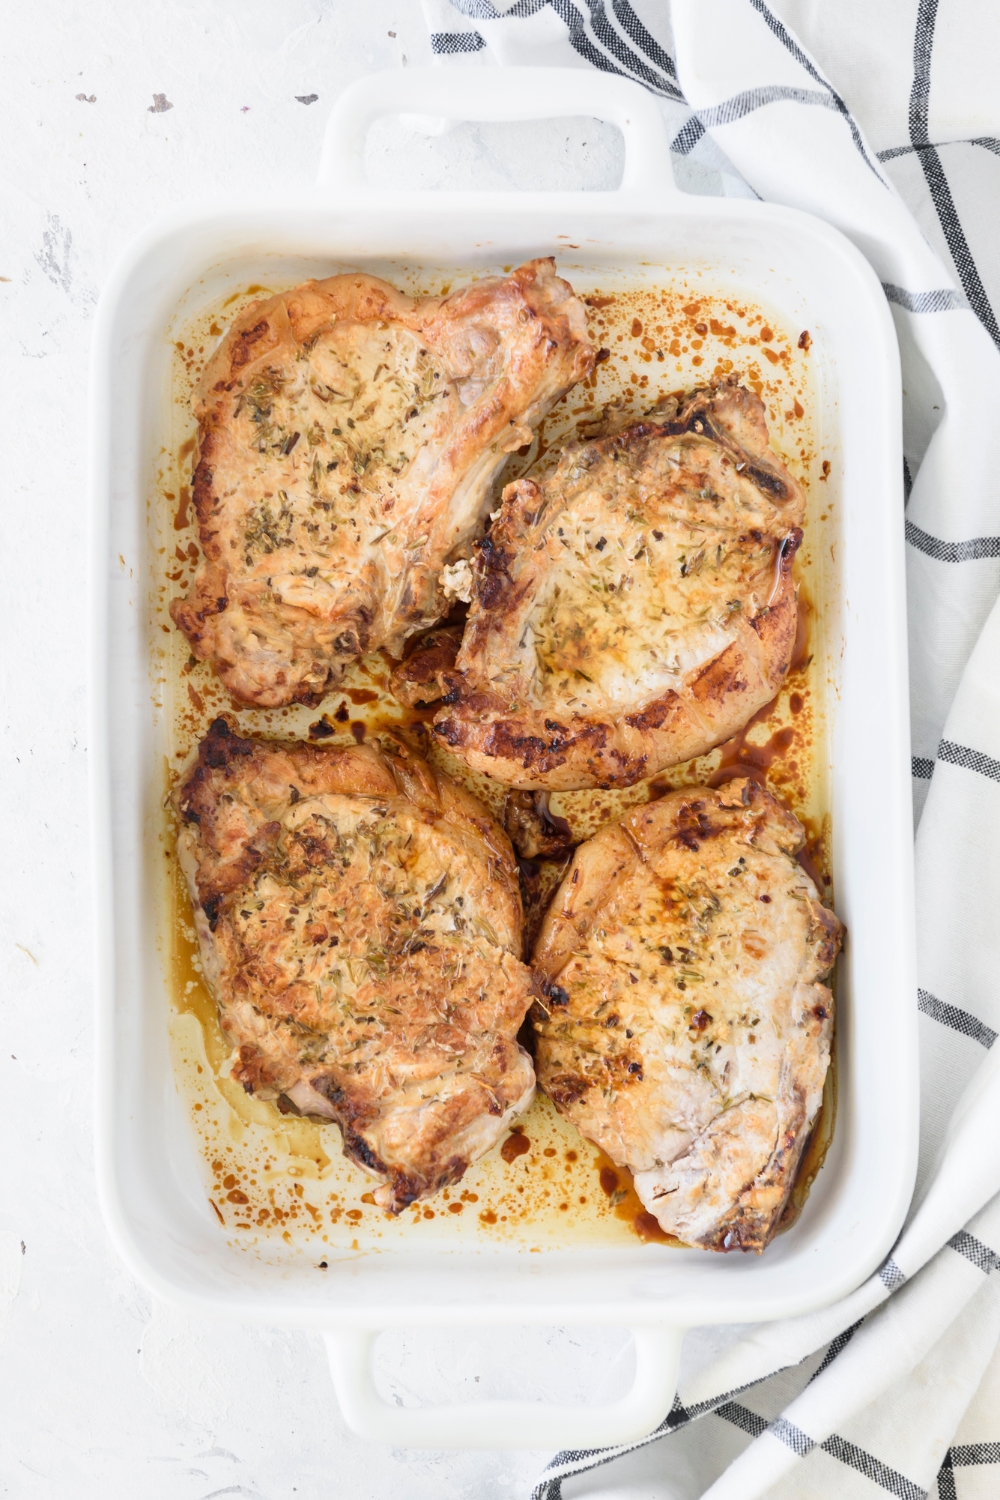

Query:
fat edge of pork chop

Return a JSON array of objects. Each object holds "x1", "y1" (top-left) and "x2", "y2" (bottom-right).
[
  {"x1": 531, "y1": 777, "x2": 843, "y2": 1252},
  {"x1": 396, "y1": 383, "x2": 804, "y2": 790},
  {"x1": 170, "y1": 259, "x2": 594, "y2": 707},
  {"x1": 172, "y1": 717, "x2": 538, "y2": 1212}
]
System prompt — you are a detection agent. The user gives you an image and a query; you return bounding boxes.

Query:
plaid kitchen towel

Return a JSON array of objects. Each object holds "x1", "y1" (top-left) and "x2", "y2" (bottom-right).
[{"x1": 417, "y1": 3, "x2": 1000, "y2": 1496}]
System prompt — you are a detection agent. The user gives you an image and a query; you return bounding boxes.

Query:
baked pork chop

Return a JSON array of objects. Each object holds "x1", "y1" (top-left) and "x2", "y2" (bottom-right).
[
  {"x1": 172, "y1": 718, "x2": 536, "y2": 1211},
  {"x1": 170, "y1": 259, "x2": 593, "y2": 707},
  {"x1": 531, "y1": 778, "x2": 842, "y2": 1252},
  {"x1": 398, "y1": 384, "x2": 803, "y2": 789}
]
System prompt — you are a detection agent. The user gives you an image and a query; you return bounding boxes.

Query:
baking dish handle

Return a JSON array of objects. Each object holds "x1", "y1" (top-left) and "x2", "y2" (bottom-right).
[
  {"x1": 323, "y1": 1322, "x2": 683, "y2": 1450},
  {"x1": 317, "y1": 66, "x2": 678, "y2": 195}
]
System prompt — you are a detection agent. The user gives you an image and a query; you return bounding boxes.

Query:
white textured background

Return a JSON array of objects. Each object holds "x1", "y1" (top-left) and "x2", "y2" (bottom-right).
[{"x1": 0, "y1": 2, "x2": 649, "y2": 1495}]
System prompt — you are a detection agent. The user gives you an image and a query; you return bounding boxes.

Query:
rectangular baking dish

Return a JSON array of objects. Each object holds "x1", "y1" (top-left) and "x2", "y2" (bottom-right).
[{"x1": 90, "y1": 67, "x2": 917, "y2": 1450}]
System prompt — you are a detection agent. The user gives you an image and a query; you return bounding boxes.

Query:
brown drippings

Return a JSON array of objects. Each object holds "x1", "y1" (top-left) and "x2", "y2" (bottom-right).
[
  {"x1": 790, "y1": 590, "x2": 812, "y2": 672},
  {"x1": 346, "y1": 688, "x2": 379, "y2": 705},
  {"x1": 518, "y1": 850, "x2": 575, "y2": 958},
  {"x1": 539, "y1": 802, "x2": 573, "y2": 848},
  {"x1": 503, "y1": 790, "x2": 575, "y2": 861},
  {"x1": 598, "y1": 1165, "x2": 619, "y2": 1197},
  {"x1": 595, "y1": 1151, "x2": 678, "y2": 1244},
  {"x1": 500, "y1": 1129, "x2": 531, "y2": 1163},
  {"x1": 708, "y1": 698, "x2": 794, "y2": 789},
  {"x1": 778, "y1": 1039, "x2": 837, "y2": 1234},
  {"x1": 797, "y1": 814, "x2": 831, "y2": 894},
  {"x1": 173, "y1": 487, "x2": 191, "y2": 530}
]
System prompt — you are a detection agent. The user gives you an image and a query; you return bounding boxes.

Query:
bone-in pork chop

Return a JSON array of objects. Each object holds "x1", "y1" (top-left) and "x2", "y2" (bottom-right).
[
  {"x1": 170, "y1": 259, "x2": 593, "y2": 706},
  {"x1": 397, "y1": 384, "x2": 803, "y2": 789},
  {"x1": 531, "y1": 778, "x2": 842, "y2": 1252},
  {"x1": 172, "y1": 718, "x2": 536, "y2": 1212}
]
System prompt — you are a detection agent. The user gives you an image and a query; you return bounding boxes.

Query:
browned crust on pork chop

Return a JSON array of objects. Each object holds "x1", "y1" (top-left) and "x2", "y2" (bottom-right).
[
  {"x1": 170, "y1": 260, "x2": 593, "y2": 706},
  {"x1": 531, "y1": 777, "x2": 842, "y2": 1252},
  {"x1": 172, "y1": 718, "x2": 537, "y2": 1211},
  {"x1": 395, "y1": 384, "x2": 803, "y2": 789}
]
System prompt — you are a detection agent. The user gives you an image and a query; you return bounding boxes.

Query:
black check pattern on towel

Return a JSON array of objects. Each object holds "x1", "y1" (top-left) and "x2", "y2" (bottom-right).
[
  {"x1": 809, "y1": 1319, "x2": 866, "y2": 1379},
  {"x1": 764, "y1": 1418, "x2": 928, "y2": 1498},
  {"x1": 431, "y1": 29, "x2": 486, "y2": 51},
  {"x1": 447, "y1": 0, "x2": 684, "y2": 97},
  {"x1": 937, "y1": 1444, "x2": 1000, "y2": 1500},
  {"x1": 909, "y1": 0, "x2": 1000, "y2": 346},
  {"x1": 950, "y1": 1442, "x2": 1000, "y2": 1462},
  {"x1": 880, "y1": 134, "x2": 1000, "y2": 163},
  {"x1": 545, "y1": 0, "x2": 683, "y2": 98},
  {"x1": 905, "y1": 519, "x2": 1000, "y2": 562},
  {"x1": 605, "y1": 0, "x2": 678, "y2": 81},
  {"x1": 717, "y1": 1402, "x2": 769, "y2": 1438},
  {"x1": 880, "y1": 1258, "x2": 908, "y2": 1291},
  {"x1": 746, "y1": 0, "x2": 884, "y2": 176},
  {"x1": 670, "y1": 83, "x2": 835, "y2": 155},
  {"x1": 529, "y1": 1320, "x2": 878, "y2": 1498},
  {"x1": 821, "y1": 1436, "x2": 927, "y2": 1499},
  {"x1": 937, "y1": 740, "x2": 1000, "y2": 783},
  {"x1": 531, "y1": 1384, "x2": 765, "y2": 1498},
  {"x1": 949, "y1": 1230, "x2": 1000, "y2": 1276},
  {"x1": 910, "y1": 739, "x2": 1000, "y2": 795},
  {"x1": 769, "y1": 1416, "x2": 815, "y2": 1455},
  {"x1": 918, "y1": 989, "x2": 998, "y2": 1050},
  {"x1": 883, "y1": 283, "x2": 967, "y2": 312}
]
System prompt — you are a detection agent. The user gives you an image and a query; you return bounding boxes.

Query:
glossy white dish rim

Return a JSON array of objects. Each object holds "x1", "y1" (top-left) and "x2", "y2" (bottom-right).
[{"x1": 90, "y1": 69, "x2": 918, "y2": 1447}]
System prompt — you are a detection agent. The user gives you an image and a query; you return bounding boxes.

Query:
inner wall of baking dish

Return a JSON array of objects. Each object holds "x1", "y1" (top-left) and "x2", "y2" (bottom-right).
[
  {"x1": 150, "y1": 248, "x2": 835, "y2": 1264},
  {"x1": 109, "y1": 204, "x2": 910, "y2": 1316}
]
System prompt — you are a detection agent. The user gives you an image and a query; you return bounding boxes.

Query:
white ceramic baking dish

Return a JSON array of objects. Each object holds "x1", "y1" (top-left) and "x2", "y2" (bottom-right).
[{"x1": 90, "y1": 66, "x2": 917, "y2": 1450}]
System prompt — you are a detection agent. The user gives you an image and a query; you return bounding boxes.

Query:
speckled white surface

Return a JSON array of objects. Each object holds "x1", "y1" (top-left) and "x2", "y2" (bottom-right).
[{"x1": 0, "y1": 3, "x2": 660, "y2": 1494}]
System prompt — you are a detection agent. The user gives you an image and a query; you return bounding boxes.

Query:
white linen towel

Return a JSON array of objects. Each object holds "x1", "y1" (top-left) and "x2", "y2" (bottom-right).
[{"x1": 416, "y1": 4, "x2": 1000, "y2": 1496}]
